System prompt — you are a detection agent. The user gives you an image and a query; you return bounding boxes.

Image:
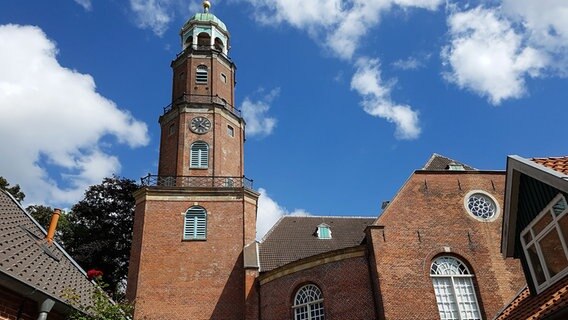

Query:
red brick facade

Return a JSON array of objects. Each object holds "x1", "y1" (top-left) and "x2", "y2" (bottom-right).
[
  {"x1": 0, "y1": 287, "x2": 64, "y2": 320},
  {"x1": 259, "y1": 252, "x2": 376, "y2": 320},
  {"x1": 369, "y1": 171, "x2": 525, "y2": 319}
]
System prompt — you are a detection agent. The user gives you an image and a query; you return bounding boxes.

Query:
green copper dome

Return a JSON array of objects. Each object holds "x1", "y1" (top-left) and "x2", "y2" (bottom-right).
[{"x1": 185, "y1": 12, "x2": 227, "y2": 33}]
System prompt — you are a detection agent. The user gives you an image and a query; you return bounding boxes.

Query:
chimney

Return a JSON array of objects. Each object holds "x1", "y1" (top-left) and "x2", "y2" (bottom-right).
[{"x1": 46, "y1": 208, "x2": 61, "y2": 244}]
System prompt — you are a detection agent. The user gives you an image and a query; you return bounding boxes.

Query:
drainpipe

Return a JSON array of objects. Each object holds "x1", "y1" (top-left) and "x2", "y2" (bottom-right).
[
  {"x1": 37, "y1": 299, "x2": 54, "y2": 320},
  {"x1": 46, "y1": 208, "x2": 61, "y2": 244}
]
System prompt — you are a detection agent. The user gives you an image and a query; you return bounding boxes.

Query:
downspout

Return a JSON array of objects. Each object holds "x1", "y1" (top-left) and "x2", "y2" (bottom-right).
[{"x1": 37, "y1": 299, "x2": 54, "y2": 320}]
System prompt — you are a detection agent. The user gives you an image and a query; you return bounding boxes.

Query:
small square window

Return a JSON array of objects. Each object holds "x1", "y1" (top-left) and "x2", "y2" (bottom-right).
[
  {"x1": 169, "y1": 124, "x2": 176, "y2": 135},
  {"x1": 227, "y1": 125, "x2": 234, "y2": 137},
  {"x1": 221, "y1": 73, "x2": 227, "y2": 83}
]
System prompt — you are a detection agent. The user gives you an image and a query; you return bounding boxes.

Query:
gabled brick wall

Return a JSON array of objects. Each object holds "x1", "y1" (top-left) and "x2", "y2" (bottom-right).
[{"x1": 369, "y1": 171, "x2": 525, "y2": 319}]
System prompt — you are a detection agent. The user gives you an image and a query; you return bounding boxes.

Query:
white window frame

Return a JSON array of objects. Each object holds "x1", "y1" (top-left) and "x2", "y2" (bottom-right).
[
  {"x1": 183, "y1": 206, "x2": 207, "y2": 240},
  {"x1": 190, "y1": 141, "x2": 209, "y2": 169},
  {"x1": 521, "y1": 193, "x2": 568, "y2": 294},
  {"x1": 430, "y1": 256, "x2": 481, "y2": 320},
  {"x1": 292, "y1": 284, "x2": 325, "y2": 320}
]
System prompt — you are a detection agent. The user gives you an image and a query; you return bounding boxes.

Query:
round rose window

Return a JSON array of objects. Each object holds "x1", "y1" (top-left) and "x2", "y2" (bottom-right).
[{"x1": 467, "y1": 193, "x2": 496, "y2": 220}]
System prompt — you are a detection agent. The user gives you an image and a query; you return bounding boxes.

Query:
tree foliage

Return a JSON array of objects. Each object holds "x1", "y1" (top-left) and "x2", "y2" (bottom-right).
[
  {"x1": 64, "y1": 176, "x2": 139, "y2": 296},
  {"x1": 0, "y1": 176, "x2": 25, "y2": 203},
  {"x1": 26, "y1": 204, "x2": 72, "y2": 244},
  {"x1": 65, "y1": 276, "x2": 133, "y2": 320}
]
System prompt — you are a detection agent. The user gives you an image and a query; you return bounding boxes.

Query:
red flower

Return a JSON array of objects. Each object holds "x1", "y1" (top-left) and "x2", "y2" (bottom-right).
[{"x1": 87, "y1": 269, "x2": 103, "y2": 280}]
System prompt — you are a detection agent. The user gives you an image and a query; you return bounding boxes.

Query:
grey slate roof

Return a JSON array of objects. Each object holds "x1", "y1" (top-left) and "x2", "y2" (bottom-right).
[
  {"x1": 0, "y1": 190, "x2": 95, "y2": 310},
  {"x1": 259, "y1": 216, "x2": 375, "y2": 272},
  {"x1": 423, "y1": 153, "x2": 476, "y2": 171}
]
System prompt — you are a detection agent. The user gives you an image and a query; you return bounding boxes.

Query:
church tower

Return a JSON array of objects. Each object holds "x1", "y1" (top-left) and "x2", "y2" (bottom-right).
[{"x1": 127, "y1": 2, "x2": 260, "y2": 319}]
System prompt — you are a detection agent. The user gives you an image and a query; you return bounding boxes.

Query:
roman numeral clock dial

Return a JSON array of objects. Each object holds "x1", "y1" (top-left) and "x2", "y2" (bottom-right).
[{"x1": 190, "y1": 116, "x2": 212, "y2": 134}]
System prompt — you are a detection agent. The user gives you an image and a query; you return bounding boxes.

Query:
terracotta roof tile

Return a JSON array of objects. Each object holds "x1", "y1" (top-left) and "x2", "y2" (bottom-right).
[
  {"x1": 494, "y1": 277, "x2": 568, "y2": 319},
  {"x1": 531, "y1": 156, "x2": 568, "y2": 175},
  {"x1": 259, "y1": 216, "x2": 375, "y2": 272},
  {"x1": 0, "y1": 190, "x2": 96, "y2": 310}
]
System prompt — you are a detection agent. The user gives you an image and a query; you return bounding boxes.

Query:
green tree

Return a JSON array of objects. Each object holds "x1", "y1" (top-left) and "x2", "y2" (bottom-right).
[
  {"x1": 64, "y1": 176, "x2": 139, "y2": 296},
  {"x1": 0, "y1": 176, "x2": 25, "y2": 203},
  {"x1": 26, "y1": 204, "x2": 73, "y2": 244}
]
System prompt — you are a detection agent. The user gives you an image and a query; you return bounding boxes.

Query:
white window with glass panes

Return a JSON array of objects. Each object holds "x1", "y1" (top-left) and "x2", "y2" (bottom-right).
[
  {"x1": 521, "y1": 194, "x2": 568, "y2": 293},
  {"x1": 430, "y1": 256, "x2": 481, "y2": 320}
]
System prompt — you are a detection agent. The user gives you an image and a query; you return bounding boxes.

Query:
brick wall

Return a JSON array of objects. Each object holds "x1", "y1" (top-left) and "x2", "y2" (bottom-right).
[
  {"x1": 260, "y1": 256, "x2": 376, "y2": 320},
  {"x1": 127, "y1": 188, "x2": 258, "y2": 320},
  {"x1": 0, "y1": 287, "x2": 65, "y2": 320},
  {"x1": 369, "y1": 171, "x2": 525, "y2": 319}
]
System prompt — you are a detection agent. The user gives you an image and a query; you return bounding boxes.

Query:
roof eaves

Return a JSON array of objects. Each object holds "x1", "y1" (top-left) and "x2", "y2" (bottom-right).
[{"x1": 502, "y1": 155, "x2": 568, "y2": 257}]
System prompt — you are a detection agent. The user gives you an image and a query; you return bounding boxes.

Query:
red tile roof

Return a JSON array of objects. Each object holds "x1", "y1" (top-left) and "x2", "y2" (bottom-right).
[
  {"x1": 531, "y1": 156, "x2": 568, "y2": 175},
  {"x1": 494, "y1": 277, "x2": 568, "y2": 319}
]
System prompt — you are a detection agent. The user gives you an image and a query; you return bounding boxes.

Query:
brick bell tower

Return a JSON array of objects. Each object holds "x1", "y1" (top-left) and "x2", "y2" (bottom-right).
[{"x1": 127, "y1": 1, "x2": 260, "y2": 319}]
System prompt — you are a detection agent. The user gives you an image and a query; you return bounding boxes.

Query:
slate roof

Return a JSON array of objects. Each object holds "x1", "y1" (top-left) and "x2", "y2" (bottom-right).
[
  {"x1": 0, "y1": 189, "x2": 95, "y2": 310},
  {"x1": 531, "y1": 156, "x2": 568, "y2": 175},
  {"x1": 259, "y1": 216, "x2": 375, "y2": 272},
  {"x1": 494, "y1": 278, "x2": 568, "y2": 319},
  {"x1": 422, "y1": 153, "x2": 476, "y2": 171}
]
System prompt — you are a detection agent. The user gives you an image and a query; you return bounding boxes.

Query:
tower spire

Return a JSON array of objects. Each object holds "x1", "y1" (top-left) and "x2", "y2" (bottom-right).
[{"x1": 203, "y1": 0, "x2": 211, "y2": 13}]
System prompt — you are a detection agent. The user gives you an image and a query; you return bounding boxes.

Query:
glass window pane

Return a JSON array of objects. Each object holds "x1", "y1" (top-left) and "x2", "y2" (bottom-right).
[
  {"x1": 539, "y1": 228, "x2": 568, "y2": 278},
  {"x1": 533, "y1": 211, "x2": 553, "y2": 236},
  {"x1": 523, "y1": 231, "x2": 532, "y2": 245},
  {"x1": 553, "y1": 197, "x2": 567, "y2": 216},
  {"x1": 559, "y1": 215, "x2": 568, "y2": 250},
  {"x1": 527, "y1": 244, "x2": 546, "y2": 285}
]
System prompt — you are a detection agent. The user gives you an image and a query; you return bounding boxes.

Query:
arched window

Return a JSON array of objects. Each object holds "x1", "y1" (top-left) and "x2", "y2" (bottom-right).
[
  {"x1": 197, "y1": 32, "x2": 210, "y2": 49},
  {"x1": 430, "y1": 256, "x2": 481, "y2": 320},
  {"x1": 190, "y1": 141, "x2": 208, "y2": 168},
  {"x1": 196, "y1": 65, "x2": 208, "y2": 84},
  {"x1": 184, "y1": 206, "x2": 206, "y2": 240},
  {"x1": 293, "y1": 284, "x2": 324, "y2": 320},
  {"x1": 214, "y1": 37, "x2": 224, "y2": 51}
]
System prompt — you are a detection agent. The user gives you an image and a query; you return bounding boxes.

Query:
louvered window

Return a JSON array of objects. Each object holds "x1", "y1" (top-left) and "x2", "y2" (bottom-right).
[
  {"x1": 196, "y1": 66, "x2": 208, "y2": 84},
  {"x1": 190, "y1": 141, "x2": 208, "y2": 168},
  {"x1": 431, "y1": 256, "x2": 481, "y2": 320},
  {"x1": 184, "y1": 206, "x2": 207, "y2": 240}
]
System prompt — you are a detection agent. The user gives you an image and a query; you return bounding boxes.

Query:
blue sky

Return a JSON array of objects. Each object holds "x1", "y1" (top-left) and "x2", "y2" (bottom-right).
[{"x1": 1, "y1": 0, "x2": 567, "y2": 238}]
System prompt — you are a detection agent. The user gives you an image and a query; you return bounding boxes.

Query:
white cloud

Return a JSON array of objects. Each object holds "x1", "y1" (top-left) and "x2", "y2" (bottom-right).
[
  {"x1": 244, "y1": 0, "x2": 444, "y2": 60},
  {"x1": 74, "y1": 0, "x2": 92, "y2": 11},
  {"x1": 256, "y1": 188, "x2": 310, "y2": 240},
  {"x1": 0, "y1": 24, "x2": 149, "y2": 206},
  {"x1": 441, "y1": 6, "x2": 548, "y2": 105},
  {"x1": 129, "y1": 0, "x2": 172, "y2": 36},
  {"x1": 502, "y1": 0, "x2": 568, "y2": 74},
  {"x1": 351, "y1": 58, "x2": 421, "y2": 139},
  {"x1": 241, "y1": 88, "x2": 279, "y2": 137},
  {"x1": 392, "y1": 54, "x2": 430, "y2": 70}
]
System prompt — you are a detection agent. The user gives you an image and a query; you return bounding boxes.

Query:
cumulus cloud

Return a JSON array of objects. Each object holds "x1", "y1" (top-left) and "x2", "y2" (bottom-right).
[
  {"x1": 129, "y1": 0, "x2": 172, "y2": 36},
  {"x1": 74, "y1": 0, "x2": 92, "y2": 11},
  {"x1": 0, "y1": 24, "x2": 149, "y2": 205},
  {"x1": 244, "y1": 0, "x2": 444, "y2": 60},
  {"x1": 256, "y1": 188, "x2": 310, "y2": 240},
  {"x1": 351, "y1": 58, "x2": 421, "y2": 139},
  {"x1": 241, "y1": 88, "x2": 279, "y2": 137},
  {"x1": 441, "y1": 6, "x2": 548, "y2": 105},
  {"x1": 502, "y1": 0, "x2": 568, "y2": 74}
]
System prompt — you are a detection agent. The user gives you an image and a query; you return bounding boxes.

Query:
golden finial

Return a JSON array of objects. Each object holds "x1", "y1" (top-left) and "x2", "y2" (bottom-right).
[{"x1": 203, "y1": 0, "x2": 211, "y2": 13}]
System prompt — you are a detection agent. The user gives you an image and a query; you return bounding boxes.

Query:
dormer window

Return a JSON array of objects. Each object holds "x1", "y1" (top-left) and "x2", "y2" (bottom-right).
[
  {"x1": 447, "y1": 162, "x2": 465, "y2": 171},
  {"x1": 317, "y1": 224, "x2": 331, "y2": 239}
]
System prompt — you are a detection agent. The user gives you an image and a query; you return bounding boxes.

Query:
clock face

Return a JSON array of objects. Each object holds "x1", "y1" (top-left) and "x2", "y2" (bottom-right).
[{"x1": 190, "y1": 116, "x2": 212, "y2": 134}]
